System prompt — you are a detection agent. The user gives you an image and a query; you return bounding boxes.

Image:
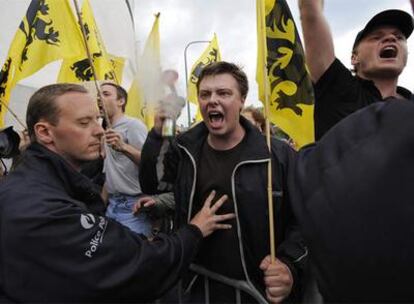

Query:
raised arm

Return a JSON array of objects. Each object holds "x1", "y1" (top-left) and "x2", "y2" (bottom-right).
[
  {"x1": 139, "y1": 110, "x2": 177, "y2": 195},
  {"x1": 298, "y1": 0, "x2": 335, "y2": 82}
]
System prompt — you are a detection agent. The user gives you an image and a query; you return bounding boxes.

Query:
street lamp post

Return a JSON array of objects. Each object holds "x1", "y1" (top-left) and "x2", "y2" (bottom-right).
[{"x1": 183, "y1": 40, "x2": 210, "y2": 127}]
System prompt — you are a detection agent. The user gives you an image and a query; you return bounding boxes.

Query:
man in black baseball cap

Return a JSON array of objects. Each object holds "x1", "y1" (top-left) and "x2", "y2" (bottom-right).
[{"x1": 298, "y1": 0, "x2": 414, "y2": 140}]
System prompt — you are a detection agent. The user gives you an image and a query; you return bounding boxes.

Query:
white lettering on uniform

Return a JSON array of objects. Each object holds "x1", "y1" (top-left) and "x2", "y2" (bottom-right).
[{"x1": 83, "y1": 217, "x2": 107, "y2": 259}]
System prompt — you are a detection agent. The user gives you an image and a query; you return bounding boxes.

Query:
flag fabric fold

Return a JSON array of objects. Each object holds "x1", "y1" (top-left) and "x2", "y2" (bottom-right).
[
  {"x1": 126, "y1": 77, "x2": 146, "y2": 122},
  {"x1": 126, "y1": 13, "x2": 161, "y2": 129}
]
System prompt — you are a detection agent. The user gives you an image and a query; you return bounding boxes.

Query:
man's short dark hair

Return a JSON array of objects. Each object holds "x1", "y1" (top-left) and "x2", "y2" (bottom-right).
[
  {"x1": 26, "y1": 83, "x2": 89, "y2": 142},
  {"x1": 196, "y1": 62, "x2": 249, "y2": 100},
  {"x1": 101, "y1": 82, "x2": 128, "y2": 112}
]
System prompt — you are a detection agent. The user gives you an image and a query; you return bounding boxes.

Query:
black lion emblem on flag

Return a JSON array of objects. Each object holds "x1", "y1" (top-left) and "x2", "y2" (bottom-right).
[
  {"x1": 70, "y1": 52, "x2": 103, "y2": 81},
  {"x1": 265, "y1": 0, "x2": 314, "y2": 116},
  {"x1": 19, "y1": 0, "x2": 60, "y2": 69}
]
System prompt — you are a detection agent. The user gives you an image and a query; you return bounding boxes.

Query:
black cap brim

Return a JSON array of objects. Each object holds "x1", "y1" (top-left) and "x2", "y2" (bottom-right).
[{"x1": 353, "y1": 9, "x2": 414, "y2": 50}]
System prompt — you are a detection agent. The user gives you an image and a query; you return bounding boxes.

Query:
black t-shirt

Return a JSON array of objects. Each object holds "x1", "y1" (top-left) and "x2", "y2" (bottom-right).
[
  {"x1": 314, "y1": 58, "x2": 412, "y2": 140},
  {"x1": 191, "y1": 136, "x2": 249, "y2": 302}
]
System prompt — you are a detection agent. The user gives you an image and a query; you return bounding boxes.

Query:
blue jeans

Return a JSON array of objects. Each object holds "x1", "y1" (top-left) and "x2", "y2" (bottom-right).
[{"x1": 106, "y1": 193, "x2": 152, "y2": 237}]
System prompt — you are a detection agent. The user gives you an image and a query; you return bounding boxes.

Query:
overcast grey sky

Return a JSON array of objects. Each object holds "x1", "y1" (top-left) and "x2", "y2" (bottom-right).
[
  {"x1": 134, "y1": 0, "x2": 414, "y2": 107},
  {"x1": 0, "y1": 0, "x2": 412, "y2": 126},
  {"x1": 0, "y1": 0, "x2": 411, "y2": 100}
]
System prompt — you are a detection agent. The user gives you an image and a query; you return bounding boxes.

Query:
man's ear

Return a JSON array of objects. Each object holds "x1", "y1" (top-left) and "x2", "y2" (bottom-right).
[
  {"x1": 351, "y1": 51, "x2": 359, "y2": 66},
  {"x1": 34, "y1": 121, "x2": 54, "y2": 145},
  {"x1": 118, "y1": 98, "x2": 126, "y2": 109},
  {"x1": 240, "y1": 98, "x2": 246, "y2": 112}
]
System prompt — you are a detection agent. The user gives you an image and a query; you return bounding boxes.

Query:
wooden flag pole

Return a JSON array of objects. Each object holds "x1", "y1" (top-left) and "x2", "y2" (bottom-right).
[
  {"x1": 259, "y1": 0, "x2": 276, "y2": 263},
  {"x1": 72, "y1": 0, "x2": 111, "y2": 128}
]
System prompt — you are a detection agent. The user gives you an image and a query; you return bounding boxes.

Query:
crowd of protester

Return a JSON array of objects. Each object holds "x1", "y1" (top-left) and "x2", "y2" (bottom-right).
[{"x1": 0, "y1": 1, "x2": 413, "y2": 303}]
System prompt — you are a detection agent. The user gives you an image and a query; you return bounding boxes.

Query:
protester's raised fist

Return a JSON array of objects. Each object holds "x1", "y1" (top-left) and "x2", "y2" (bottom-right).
[{"x1": 260, "y1": 255, "x2": 294, "y2": 303}]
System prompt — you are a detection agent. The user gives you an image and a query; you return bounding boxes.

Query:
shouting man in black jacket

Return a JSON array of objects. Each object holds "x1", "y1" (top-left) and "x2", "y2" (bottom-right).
[
  {"x1": 140, "y1": 62, "x2": 307, "y2": 303},
  {"x1": 0, "y1": 83, "x2": 234, "y2": 302}
]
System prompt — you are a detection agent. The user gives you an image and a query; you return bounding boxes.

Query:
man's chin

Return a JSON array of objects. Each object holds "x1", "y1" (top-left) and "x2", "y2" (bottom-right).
[
  {"x1": 382, "y1": 70, "x2": 402, "y2": 79},
  {"x1": 81, "y1": 153, "x2": 102, "y2": 163},
  {"x1": 368, "y1": 66, "x2": 403, "y2": 79},
  {"x1": 207, "y1": 127, "x2": 226, "y2": 137}
]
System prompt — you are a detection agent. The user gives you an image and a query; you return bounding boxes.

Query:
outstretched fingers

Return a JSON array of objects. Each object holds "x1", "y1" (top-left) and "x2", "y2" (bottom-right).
[
  {"x1": 212, "y1": 214, "x2": 235, "y2": 230},
  {"x1": 190, "y1": 190, "x2": 237, "y2": 237},
  {"x1": 211, "y1": 201, "x2": 235, "y2": 231},
  {"x1": 210, "y1": 193, "x2": 228, "y2": 214},
  {"x1": 213, "y1": 213, "x2": 235, "y2": 223},
  {"x1": 202, "y1": 190, "x2": 217, "y2": 209}
]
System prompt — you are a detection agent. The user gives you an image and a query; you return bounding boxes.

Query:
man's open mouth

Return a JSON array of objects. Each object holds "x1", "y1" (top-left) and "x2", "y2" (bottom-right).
[
  {"x1": 208, "y1": 111, "x2": 224, "y2": 123},
  {"x1": 379, "y1": 45, "x2": 398, "y2": 59}
]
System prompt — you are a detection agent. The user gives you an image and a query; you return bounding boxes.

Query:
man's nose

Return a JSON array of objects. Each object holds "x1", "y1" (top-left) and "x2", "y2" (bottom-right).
[
  {"x1": 208, "y1": 92, "x2": 220, "y2": 105},
  {"x1": 383, "y1": 34, "x2": 397, "y2": 43},
  {"x1": 94, "y1": 121, "x2": 105, "y2": 137}
]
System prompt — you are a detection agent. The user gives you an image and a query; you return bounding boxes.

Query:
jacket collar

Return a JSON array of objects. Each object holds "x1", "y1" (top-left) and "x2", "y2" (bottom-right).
[
  {"x1": 25, "y1": 143, "x2": 105, "y2": 214},
  {"x1": 176, "y1": 116, "x2": 270, "y2": 161}
]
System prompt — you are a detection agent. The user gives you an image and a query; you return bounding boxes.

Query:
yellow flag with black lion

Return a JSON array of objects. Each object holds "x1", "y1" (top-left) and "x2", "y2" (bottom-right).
[
  {"x1": 0, "y1": 0, "x2": 84, "y2": 127},
  {"x1": 57, "y1": 0, "x2": 124, "y2": 83},
  {"x1": 256, "y1": 0, "x2": 315, "y2": 148}
]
